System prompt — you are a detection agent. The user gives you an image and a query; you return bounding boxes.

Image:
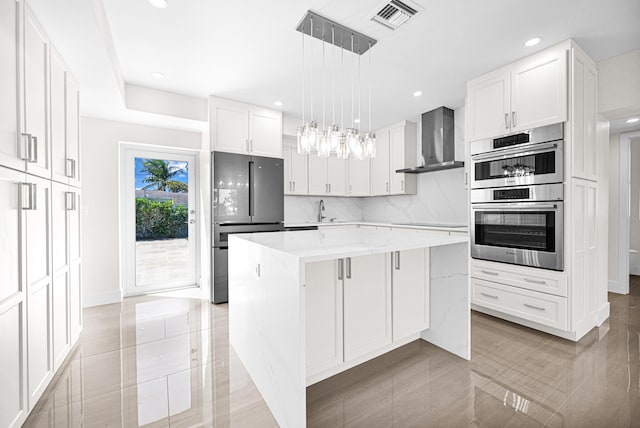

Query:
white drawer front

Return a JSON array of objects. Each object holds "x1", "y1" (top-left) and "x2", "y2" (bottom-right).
[
  {"x1": 471, "y1": 260, "x2": 567, "y2": 297},
  {"x1": 472, "y1": 278, "x2": 568, "y2": 330}
]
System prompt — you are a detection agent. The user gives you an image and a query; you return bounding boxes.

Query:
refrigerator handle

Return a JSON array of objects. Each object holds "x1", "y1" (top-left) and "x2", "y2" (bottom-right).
[{"x1": 249, "y1": 160, "x2": 255, "y2": 217}]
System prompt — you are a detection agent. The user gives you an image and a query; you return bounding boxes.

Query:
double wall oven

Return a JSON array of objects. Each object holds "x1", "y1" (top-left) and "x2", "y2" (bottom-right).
[{"x1": 470, "y1": 123, "x2": 564, "y2": 271}]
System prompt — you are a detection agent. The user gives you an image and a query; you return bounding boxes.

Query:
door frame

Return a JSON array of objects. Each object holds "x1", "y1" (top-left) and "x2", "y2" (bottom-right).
[
  {"x1": 119, "y1": 142, "x2": 201, "y2": 297},
  {"x1": 615, "y1": 130, "x2": 640, "y2": 294}
]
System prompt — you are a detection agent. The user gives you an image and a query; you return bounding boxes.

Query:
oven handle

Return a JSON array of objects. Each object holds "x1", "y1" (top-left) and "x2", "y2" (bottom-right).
[
  {"x1": 471, "y1": 203, "x2": 558, "y2": 211},
  {"x1": 471, "y1": 141, "x2": 558, "y2": 161}
]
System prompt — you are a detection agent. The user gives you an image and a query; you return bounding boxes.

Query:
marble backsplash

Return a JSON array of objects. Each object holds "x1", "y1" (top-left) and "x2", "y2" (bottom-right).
[
  {"x1": 360, "y1": 167, "x2": 468, "y2": 225},
  {"x1": 284, "y1": 196, "x2": 364, "y2": 224}
]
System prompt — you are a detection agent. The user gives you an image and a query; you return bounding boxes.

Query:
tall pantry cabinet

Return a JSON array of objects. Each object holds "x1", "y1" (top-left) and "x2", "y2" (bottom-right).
[{"x1": 0, "y1": 2, "x2": 83, "y2": 427}]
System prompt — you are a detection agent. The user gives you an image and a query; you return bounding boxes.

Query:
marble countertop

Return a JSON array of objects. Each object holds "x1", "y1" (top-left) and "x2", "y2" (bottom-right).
[
  {"x1": 230, "y1": 227, "x2": 469, "y2": 263},
  {"x1": 284, "y1": 221, "x2": 468, "y2": 232}
]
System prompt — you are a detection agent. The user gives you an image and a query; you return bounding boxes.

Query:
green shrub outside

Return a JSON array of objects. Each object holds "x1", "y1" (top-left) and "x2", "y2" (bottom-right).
[{"x1": 136, "y1": 198, "x2": 188, "y2": 240}]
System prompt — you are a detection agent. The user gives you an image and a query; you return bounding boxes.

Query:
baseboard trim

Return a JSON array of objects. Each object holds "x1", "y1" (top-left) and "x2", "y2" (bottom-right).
[
  {"x1": 83, "y1": 289, "x2": 123, "y2": 307},
  {"x1": 608, "y1": 280, "x2": 628, "y2": 294},
  {"x1": 597, "y1": 303, "x2": 611, "y2": 326}
]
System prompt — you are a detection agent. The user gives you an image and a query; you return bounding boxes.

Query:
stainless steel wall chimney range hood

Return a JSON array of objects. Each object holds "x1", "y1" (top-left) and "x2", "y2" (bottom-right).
[{"x1": 396, "y1": 106, "x2": 464, "y2": 174}]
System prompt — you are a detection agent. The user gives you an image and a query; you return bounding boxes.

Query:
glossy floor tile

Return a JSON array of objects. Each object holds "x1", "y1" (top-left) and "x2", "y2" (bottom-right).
[{"x1": 24, "y1": 281, "x2": 640, "y2": 427}]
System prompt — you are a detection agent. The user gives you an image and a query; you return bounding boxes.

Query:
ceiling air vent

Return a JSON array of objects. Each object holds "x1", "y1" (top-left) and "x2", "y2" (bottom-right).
[{"x1": 371, "y1": 0, "x2": 422, "y2": 30}]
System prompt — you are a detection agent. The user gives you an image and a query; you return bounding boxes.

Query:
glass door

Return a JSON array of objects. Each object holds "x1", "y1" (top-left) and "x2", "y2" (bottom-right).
[{"x1": 123, "y1": 148, "x2": 198, "y2": 295}]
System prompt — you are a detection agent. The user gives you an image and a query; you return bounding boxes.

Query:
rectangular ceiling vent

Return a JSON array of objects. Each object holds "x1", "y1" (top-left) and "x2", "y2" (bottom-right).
[{"x1": 371, "y1": 0, "x2": 422, "y2": 30}]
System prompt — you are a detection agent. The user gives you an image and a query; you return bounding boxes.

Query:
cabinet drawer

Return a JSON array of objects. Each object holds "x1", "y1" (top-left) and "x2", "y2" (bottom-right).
[
  {"x1": 471, "y1": 260, "x2": 567, "y2": 297},
  {"x1": 472, "y1": 278, "x2": 567, "y2": 330}
]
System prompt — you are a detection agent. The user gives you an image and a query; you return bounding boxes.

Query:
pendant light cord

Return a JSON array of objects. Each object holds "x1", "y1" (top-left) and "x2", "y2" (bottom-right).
[
  {"x1": 350, "y1": 34, "x2": 354, "y2": 128},
  {"x1": 322, "y1": 33, "x2": 325, "y2": 130},
  {"x1": 358, "y1": 44, "x2": 361, "y2": 133},
  {"x1": 368, "y1": 41, "x2": 372, "y2": 132},
  {"x1": 310, "y1": 18, "x2": 314, "y2": 121},
  {"x1": 301, "y1": 25, "x2": 305, "y2": 123},
  {"x1": 331, "y1": 27, "x2": 335, "y2": 126}
]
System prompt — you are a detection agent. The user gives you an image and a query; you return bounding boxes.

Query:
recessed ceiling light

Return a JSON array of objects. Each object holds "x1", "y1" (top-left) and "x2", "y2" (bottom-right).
[
  {"x1": 274, "y1": 101, "x2": 284, "y2": 107},
  {"x1": 627, "y1": 118, "x2": 640, "y2": 124},
  {"x1": 524, "y1": 37, "x2": 541, "y2": 47},
  {"x1": 354, "y1": 119, "x2": 360, "y2": 123},
  {"x1": 151, "y1": 72, "x2": 165, "y2": 79},
  {"x1": 148, "y1": 0, "x2": 168, "y2": 8},
  {"x1": 413, "y1": 91, "x2": 423, "y2": 97}
]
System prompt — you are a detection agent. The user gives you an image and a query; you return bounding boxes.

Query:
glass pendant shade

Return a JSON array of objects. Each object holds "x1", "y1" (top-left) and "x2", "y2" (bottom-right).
[
  {"x1": 364, "y1": 132, "x2": 376, "y2": 158},
  {"x1": 345, "y1": 128, "x2": 359, "y2": 154},
  {"x1": 328, "y1": 125, "x2": 341, "y2": 153},
  {"x1": 297, "y1": 126, "x2": 310, "y2": 154},
  {"x1": 306, "y1": 120, "x2": 319, "y2": 152},
  {"x1": 318, "y1": 130, "x2": 331, "y2": 157}
]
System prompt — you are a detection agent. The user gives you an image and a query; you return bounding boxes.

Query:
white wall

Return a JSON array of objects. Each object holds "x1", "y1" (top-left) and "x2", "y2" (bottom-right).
[
  {"x1": 599, "y1": 50, "x2": 640, "y2": 120},
  {"x1": 81, "y1": 117, "x2": 209, "y2": 307},
  {"x1": 608, "y1": 133, "x2": 620, "y2": 283}
]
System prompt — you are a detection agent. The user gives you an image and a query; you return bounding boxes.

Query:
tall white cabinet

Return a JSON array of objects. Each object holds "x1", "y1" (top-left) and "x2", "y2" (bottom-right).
[
  {"x1": 0, "y1": 2, "x2": 83, "y2": 426},
  {"x1": 467, "y1": 40, "x2": 608, "y2": 341}
]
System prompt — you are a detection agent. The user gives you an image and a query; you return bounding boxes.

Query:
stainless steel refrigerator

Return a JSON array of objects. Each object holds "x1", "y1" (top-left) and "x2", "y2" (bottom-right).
[{"x1": 212, "y1": 152, "x2": 284, "y2": 303}]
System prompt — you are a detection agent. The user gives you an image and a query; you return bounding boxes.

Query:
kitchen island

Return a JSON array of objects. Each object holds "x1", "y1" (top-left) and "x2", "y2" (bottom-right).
[{"x1": 228, "y1": 227, "x2": 469, "y2": 428}]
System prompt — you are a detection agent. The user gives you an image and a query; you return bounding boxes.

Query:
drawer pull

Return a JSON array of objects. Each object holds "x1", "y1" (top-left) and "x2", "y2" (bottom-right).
[
  {"x1": 481, "y1": 270, "x2": 499, "y2": 276},
  {"x1": 524, "y1": 278, "x2": 546, "y2": 285},
  {"x1": 524, "y1": 303, "x2": 546, "y2": 311},
  {"x1": 481, "y1": 292, "x2": 498, "y2": 299}
]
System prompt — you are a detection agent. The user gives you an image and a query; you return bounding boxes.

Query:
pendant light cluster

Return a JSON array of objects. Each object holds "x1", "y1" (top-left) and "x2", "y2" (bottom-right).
[{"x1": 296, "y1": 11, "x2": 377, "y2": 160}]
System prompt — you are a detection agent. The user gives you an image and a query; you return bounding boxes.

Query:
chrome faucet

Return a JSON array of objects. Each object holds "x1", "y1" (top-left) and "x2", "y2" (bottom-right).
[{"x1": 318, "y1": 199, "x2": 326, "y2": 222}]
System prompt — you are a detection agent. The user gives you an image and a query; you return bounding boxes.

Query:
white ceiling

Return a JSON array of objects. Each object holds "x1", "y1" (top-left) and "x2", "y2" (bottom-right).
[{"x1": 28, "y1": 0, "x2": 640, "y2": 132}]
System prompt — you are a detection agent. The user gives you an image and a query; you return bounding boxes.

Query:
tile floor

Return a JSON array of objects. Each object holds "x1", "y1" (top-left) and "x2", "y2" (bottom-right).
[{"x1": 24, "y1": 281, "x2": 640, "y2": 427}]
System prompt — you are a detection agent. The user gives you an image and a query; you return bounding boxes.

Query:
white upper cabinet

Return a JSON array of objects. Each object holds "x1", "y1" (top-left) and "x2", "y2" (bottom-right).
[
  {"x1": 66, "y1": 74, "x2": 80, "y2": 187},
  {"x1": 371, "y1": 121, "x2": 417, "y2": 196},
  {"x1": 24, "y1": 7, "x2": 50, "y2": 179},
  {"x1": 50, "y1": 50, "x2": 67, "y2": 184},
  {"x1": 248, "y1": 107, "x2": 282, "y2": 158},
  {"x1": 308, "y1": 156, "x2": 346, "y2": 196},
  {"x1": 283, "y1": 144, "x2": 308, "y2": 195},
  {"x1": 466, "y1": 45, "x2": 567, "y2": 142},
  {"x1": 347, "y1": 157, "x2": 370, "y2": 196},
  {"x1": 371, "y1": 128, "x2": 390, "y2": 195},
  {"x1": 571, "y1": 46, "x2": 598, "y2": 181},
  {"x1": 0, "y1": 0, "x2": 24, "y2": 172},
  {"x1": 510, "y1": 47, "x2": 567, "y2": 132},
  {"x1": 466, "y1": 71, "x2": 510, "y2": 141},
  {"x1": 389, "y1": 122, "x2": 417, "y2": 195},
  {"x1": 210, "y1": 97, "x2": 282, "y2": 158}
]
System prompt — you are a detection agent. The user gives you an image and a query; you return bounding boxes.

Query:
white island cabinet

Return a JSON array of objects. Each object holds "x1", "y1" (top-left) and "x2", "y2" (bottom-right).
[{"x1": 229, "y1": 227, "x2": 469, "y2": 427}]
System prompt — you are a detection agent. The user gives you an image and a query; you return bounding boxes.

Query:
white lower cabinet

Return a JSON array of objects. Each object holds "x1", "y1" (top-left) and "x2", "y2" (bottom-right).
[
  {"x1": 472, "y1": 278, "x2": 568, "y2": 330},
  {"x1": 306, "y1": 250, "x2": 430, "y2": 382},
  {"x1": 26, "y1": 175, "x2": 53, "y2": 406},
  {"x1": 392, "y1": 249, "x2": 429, "y2": 342},
  {"x1": 52, "y1": 183, "x2": 71, "y2": 370},
  {"x1": 343, "y1": 253, "x2": 391, "y2": 361},
  {"x1": 305, "y1": 260, "x2": 343, "y2": 378},
  {"x1": 0, "y1": 167, "x2": 28, "y2": 428}
]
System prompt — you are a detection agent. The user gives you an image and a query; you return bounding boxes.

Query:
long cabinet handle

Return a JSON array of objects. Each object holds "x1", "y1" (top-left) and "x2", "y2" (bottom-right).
[
  {"x1": 524, "y1": 277, "x2": 546, "y2": 285},
  {"x1": 29, "y1": 136, "x2": 38, "y2": 163},
  {"x1": 394, "y1": 251, "x2": 400, "y2": 270},
  {"x1": 346, "y1": 257, "x2": 351, "y2": 279},
  {"x1": 512, "y1": 111, "x2": 517, "y2": 127},
  {"x1": 386, "y1": 182, "x2": 389, "y2": 193},
  {"x1": 504, "y1": 113, "x2": 510, "y2": 129},
  {"x1": 524, "y1": 303, "x2": 546, "y2": 311},
  {"x1": 293, "y1": 181, "x2": 295, "y2": 192},
  {"x1": 66, "y1": 158, "x2": 76, "y2": 178},
  {"x1": 65, "y1": 192, "x2": 76, "y2": 211},
  {"x1": 21, "y1": 183, "x2": 33, "y2": 210},
  {"x1": 338, "y1": 259, "x2": 344, "y2": 280},
  {"x1": 480, "y1": 292, "x2": 498, "y2": 299},
  {"x1": 481, "y1": 269, "x2": 499, "y2": 276},
  {"x1": 20, "y1": 133, "x2": 31, "y2": 160}
]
